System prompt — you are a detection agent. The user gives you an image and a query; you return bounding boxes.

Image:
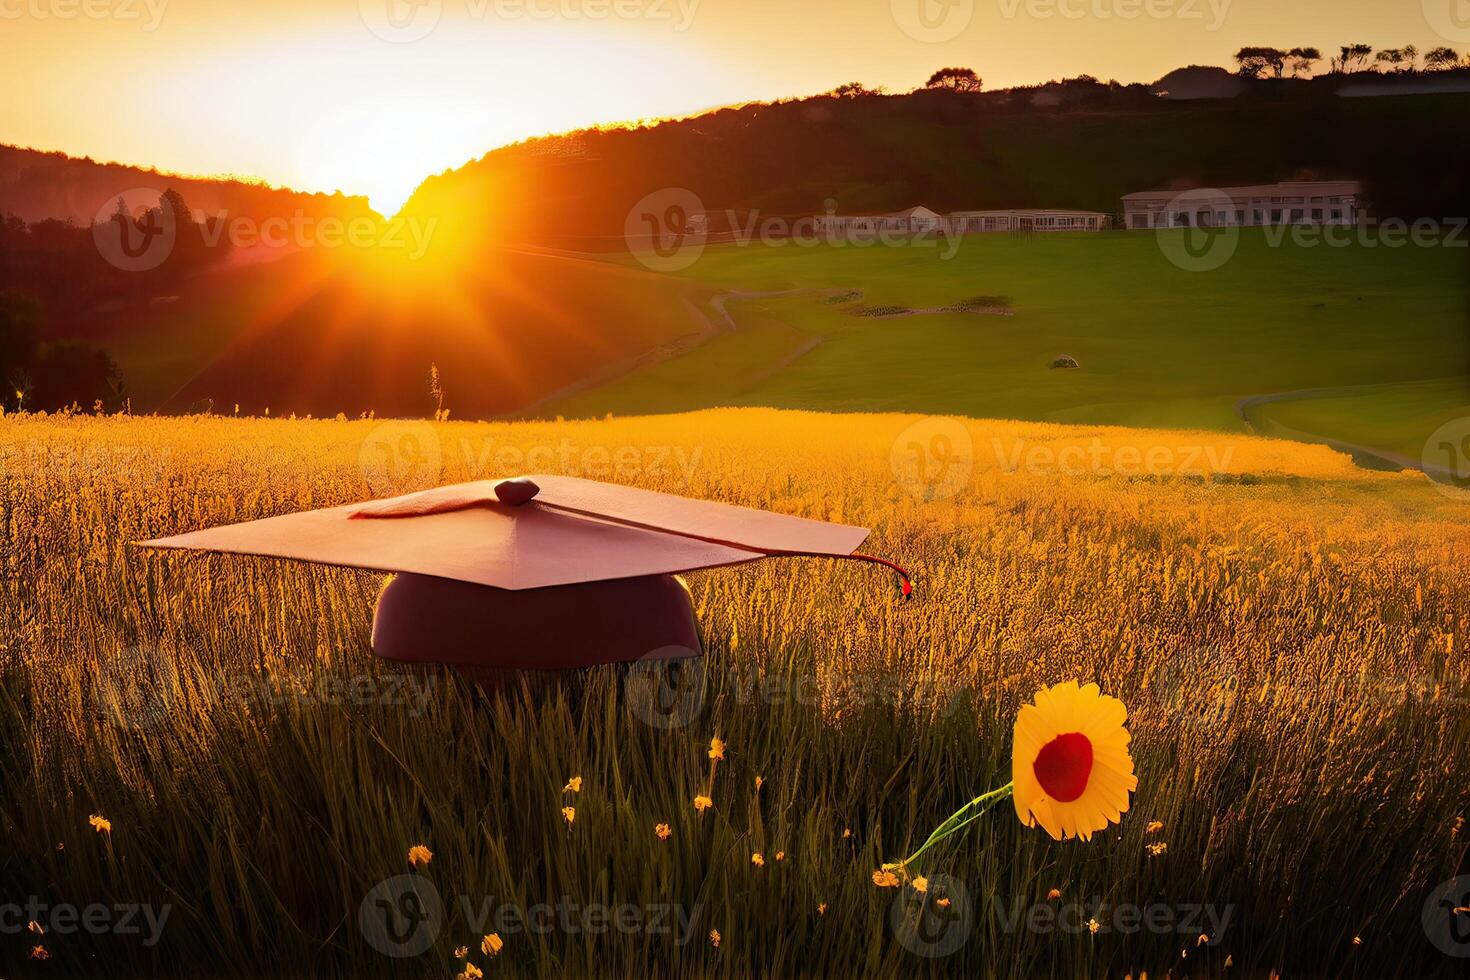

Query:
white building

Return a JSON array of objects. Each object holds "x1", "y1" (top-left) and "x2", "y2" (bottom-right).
[
  {"x1": 1121, "y1": 180, "x2": 1363, "y2": 230},
  {"x1": 947, "y1": 209, "x2": 1110, "y2": 233},
  {"x1": 815, "y1": 205, "x2": 1107, "y2": 238},
  {"x1": 813, "y1": 206, "x2": 945, "y2": 238}
]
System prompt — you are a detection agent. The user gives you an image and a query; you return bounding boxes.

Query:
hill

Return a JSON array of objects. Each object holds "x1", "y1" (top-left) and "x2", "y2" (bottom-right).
[
  {"x1": 1149, "y1": 66, "x2": 1248, "y2": 100},
  {"x1": 400, "y1": 87, "x2": 1470, "y2": 250},
  {"x1": 0, "y1": 143, "x2": 373, "y2": 226}
]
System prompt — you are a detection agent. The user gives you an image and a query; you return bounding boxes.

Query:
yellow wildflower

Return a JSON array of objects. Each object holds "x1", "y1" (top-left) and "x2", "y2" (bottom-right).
[
  {"x1": 817, "y1": 903, "x2": 827, "y2": 916},
  {"x1": 407, "y1": 844, "x2": 432, "y2": 867},
  {"x1": 655, "y1": 823, "x2": 672, "y2": 840},
  {"x1": 708, "y1": 737, "x2": 725, "y2": 761},
  {"x1": 481, "y1": 933, "x2": 504, "y2": 956},
  {"x1": 562, "y1": 806, "x2": 576, "y2": 826},
  {"x1": 709, "y1": 928, "x2": 721, "y2": 947},
  {"x1": 936, "y1": 897, "x2": 952, "y2": 908},
  {"x1": 453, "y1": 946, "x2": 467, "y2": 959},
  {"x1": 693, "y1": 795, "x2": 713, "y2": 813},
  {"x1": 751, "y1": 852, "x2": 765, "y2": 867},
  {"x1": 1047, "y1": 888, "x2": 1062, "y2": 900},
  {"x1": 774, "y1": 851, "x2": 785, "y2": 862},
  {"x1": 872, "y1": 869, "x2": 900, "y2": 888},
  {"x1": 89, "y1": 814, "x2": 112, "y2": 835},
  {"x1": 564, "y1": 776, "x2": 583, "y2": 793},
  {"x1": 27, "y1": 920, "x2": 44, "y2": 935},
  {"x1": 912, "y1": 876, "x2": 928, "y2": 893},
  {"x1": 1087, "y1": 918, "x2": 1100, "y2": 935},
  {"x1": 29, "y1": 945, "x2": 50, "y2": 961},
  {"x1": 1146, "y1": 820, "x2": 1164, "y2": 834},
  {"x1": 456, "y1": 964, "x2": 483, "y2": 980}
]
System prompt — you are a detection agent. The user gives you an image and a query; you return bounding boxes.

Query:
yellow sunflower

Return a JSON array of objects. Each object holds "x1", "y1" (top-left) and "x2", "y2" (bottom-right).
[{"x1": 1012, "y1": 681, "x2": 1136, "y2": 841}]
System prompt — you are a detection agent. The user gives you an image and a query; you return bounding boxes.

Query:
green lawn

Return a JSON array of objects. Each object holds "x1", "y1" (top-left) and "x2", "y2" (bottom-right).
[
  {"x1": 1249, "y1": 377, "x2": 1470, "y2": 462},
  {"x1": 548, "y1": 230, "x2": 1469, "y2": 451}
]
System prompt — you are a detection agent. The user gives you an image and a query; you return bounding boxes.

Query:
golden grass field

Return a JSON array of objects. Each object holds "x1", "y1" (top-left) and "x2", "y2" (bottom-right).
[{"x1": 3, "y1": 408, "x2": 1469, "y2": 978}]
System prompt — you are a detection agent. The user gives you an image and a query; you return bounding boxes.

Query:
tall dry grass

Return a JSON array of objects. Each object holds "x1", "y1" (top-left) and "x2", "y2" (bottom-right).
[{"x1": 2, "y1": 408, "x2": 1468, "y2": 977}]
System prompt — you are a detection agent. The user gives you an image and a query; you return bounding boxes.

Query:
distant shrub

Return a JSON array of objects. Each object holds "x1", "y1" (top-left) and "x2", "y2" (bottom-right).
[{"x1": 1050, "y1": 355, "x2": 1080, "y2": 369}]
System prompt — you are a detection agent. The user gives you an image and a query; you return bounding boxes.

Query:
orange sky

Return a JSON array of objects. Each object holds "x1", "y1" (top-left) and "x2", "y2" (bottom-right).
[{"x1": 3, "y1": 0, "x2": 1462, "y2": 213}]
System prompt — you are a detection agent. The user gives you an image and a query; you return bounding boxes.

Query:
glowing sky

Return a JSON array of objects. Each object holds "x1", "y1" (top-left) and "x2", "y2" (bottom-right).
[{"x1": 2, "y1": 0, "x2": 1462, "y2": 213}]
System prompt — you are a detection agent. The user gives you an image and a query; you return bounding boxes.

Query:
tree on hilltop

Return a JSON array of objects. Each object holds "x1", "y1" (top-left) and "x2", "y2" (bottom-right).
[{"x1": 924, "y1": 67, "x2": 982, "y2": 92}]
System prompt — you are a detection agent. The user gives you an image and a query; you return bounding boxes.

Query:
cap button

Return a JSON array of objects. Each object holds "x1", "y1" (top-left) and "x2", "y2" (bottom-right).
[{"x1": 494, "y1": 478, "x2": 541, "y2": 506}]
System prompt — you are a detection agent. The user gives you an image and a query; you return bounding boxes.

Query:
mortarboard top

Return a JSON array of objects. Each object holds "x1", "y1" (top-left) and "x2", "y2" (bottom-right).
[{"x1": 138, "y1": 475, "x2": 912, "y2": 595}]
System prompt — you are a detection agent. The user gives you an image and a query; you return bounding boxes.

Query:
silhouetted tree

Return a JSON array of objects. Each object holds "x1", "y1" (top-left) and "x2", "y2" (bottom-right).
[
  {"x1": 828, "y1": 82, "x2": 879, "y2": 98},
  {"x1": 1424, "y1": 46, "x2": 1462, "y2": 70},
  {"x1": 1234, "y1": 46, "x2": 1285, "y2": 78},
  {"x1": 1332, "y1": 43, "x2": 1375, "y2": 73},
  {"x1": 1375, "y1": 48, "x2": 1409, "y2": 72},
  {"x1": 1285, "y1": 47, "x2": 1321, "y2": 76},
  {"x1": 924, "y1": 67, "x2": 982, "y2": 92}
]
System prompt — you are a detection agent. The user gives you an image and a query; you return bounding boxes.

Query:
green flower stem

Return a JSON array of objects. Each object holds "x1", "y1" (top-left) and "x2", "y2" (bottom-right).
[{"x1": 889, "y1": 781, "x2": 1015, "y2": 871}]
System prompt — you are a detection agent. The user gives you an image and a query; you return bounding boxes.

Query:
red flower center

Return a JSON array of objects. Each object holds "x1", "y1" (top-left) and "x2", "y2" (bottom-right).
[{"x1": 1033, "y1": 732, "x2": 1093, "y2": 802}]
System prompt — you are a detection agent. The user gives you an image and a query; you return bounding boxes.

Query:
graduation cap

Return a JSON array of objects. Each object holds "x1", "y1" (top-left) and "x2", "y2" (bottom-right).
[{"x1": 139, "y1": 476, "x2": 911, "y2": 670}]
